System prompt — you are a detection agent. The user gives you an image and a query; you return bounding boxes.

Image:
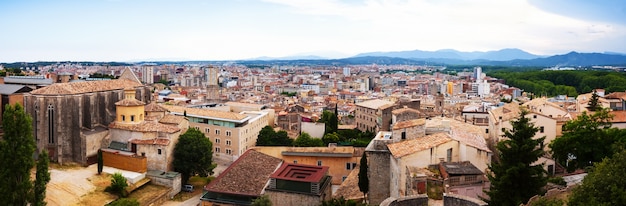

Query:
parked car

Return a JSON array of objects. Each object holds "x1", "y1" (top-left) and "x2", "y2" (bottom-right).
[{"x1": 182, "y1": 184, "x2": 194, "y2": 192}]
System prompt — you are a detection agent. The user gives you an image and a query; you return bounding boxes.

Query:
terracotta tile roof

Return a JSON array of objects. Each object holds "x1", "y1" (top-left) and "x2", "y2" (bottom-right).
[
  {"x1": 604, "y1": 92, "x2": 626, "y2": 99},
  {"x1": 159, "y1": 114, "x2": 186, "y2": 125},
  {"x1": 129, "y1": 138, "x2": 170, "y2": 146},
  {"x1": 489, "y1": 102, "x2": 521, "y2": 122},
  {"x1": 30, "y1": 79, "x2": 142, "y2": 95},
  {"x1": 118, "y1": 67, "x2": 142, "y2": 83},
  {"x1": 109, "y1": 121, "x2": 181, "y2": 133},
  {"x1": 333, "y1": 166, "x2": 365, "y2": 200},
  {"x1": 145, "y1": 102, "x2": 168, "y2": 112},
  {"x1": 392, "y1": 107, "x2": 421, "y2": 115},
  {"x1": 115, "y1": 98, "x2": 146, "y2": 106},
  {"x1": 393, "y1": 119, "x2": 425, "y2": 130},
  {"x1": 225, "y1": 101, "x2": 266, "y2": 110},
  {"x1": 387, "y1": 133, "x2": 452, "y2": 158},
  {"x1": 205, "y1": 150, "x2": 283, "y2": 196},
  {"x1": 356, "y1": 99, "x2": 394, "y2": 110},
  {"x1": 610, "y1": 111, "x2": 626, "y2": 123},
  {"x1": 162, "y1": 105, "x2": 248, "y2": 121}
]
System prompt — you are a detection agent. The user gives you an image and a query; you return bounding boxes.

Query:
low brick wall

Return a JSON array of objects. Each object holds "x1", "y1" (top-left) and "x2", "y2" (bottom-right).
[
  {"x1": 102, "y1": 149, "x2": 147, "y2": 173},
  {"x1": 379, "y1": 194, "x2": 429, "y2": 206}
]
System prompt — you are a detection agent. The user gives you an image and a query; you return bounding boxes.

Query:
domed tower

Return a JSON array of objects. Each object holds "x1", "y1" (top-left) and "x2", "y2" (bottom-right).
[{"x1": 115, "y1": 87, "x2": 146, "y2": 124}]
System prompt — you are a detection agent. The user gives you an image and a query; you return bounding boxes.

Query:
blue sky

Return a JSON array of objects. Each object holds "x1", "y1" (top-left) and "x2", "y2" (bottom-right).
[{"x1": 1, "y1": 0, "x2": 625, "y2": 62}]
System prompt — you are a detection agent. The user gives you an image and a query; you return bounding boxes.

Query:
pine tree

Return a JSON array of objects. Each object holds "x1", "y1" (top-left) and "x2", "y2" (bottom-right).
[
  {"x1": 0, "y1": 103, "x2": 36, "y2": 205},
  {"x1": 358, "y1": 152, "x2": 369, "y2": 203},
  {"x1": 34, "y1": 150, "x2": 51, "y2": 206},
  {"x1": 485, "y1": 109, "x2": 547, "y2": 206},
  {"x1": 587, "y1": 89, "x2": 601, "y2": 111}
]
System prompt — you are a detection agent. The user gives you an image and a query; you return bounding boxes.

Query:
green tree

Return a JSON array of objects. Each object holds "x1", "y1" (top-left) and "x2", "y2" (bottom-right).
[
  {"x1": 105, "y1": 172, "x2": 129, "y2": 197},
  {"x1": 320, "y1": 197, "x2": 366, "y2": 206},
  {"x1": 173, "y1": 128, "x2": 216, "y2": 184},
  {"x1": 485, "y1": 109, "x2": 547, "y2": 206},
  {"x1": 251, "y1": 194, "x2": 272, "y2": 206},
  {"x1": 568, "y1": 149, "x2": 626, "y2": 206},
  {"x1": 549, "y1": 108, "x2": 615, "y2": 172},
  {"x1": 322, "y1": 132, "x2": 341, "y2": 146},
  {"x1": 358, "y1": 153, "x2": 369, "y2": 203},
  {"x1": 587, "y1": 89, "x2": 601, "y2": 111},
  {"x1": 256, "y1": 126, "x2": 293, "y2": 146},
  {"x1": 293, "y1": 132, "x2": 324, "y2": 147},
  {"x1": 34, "y1": 150, "x2": 51, "y2": 206},
  {"x1": 0, "y1": 103, "x2": 36, "y2": 205},
  {"x1": 106, "y1": 198, "x2": 140, "y2": 206},
  {"x1": 97, "y1": 149, "x2": 104, "y2": 175}
]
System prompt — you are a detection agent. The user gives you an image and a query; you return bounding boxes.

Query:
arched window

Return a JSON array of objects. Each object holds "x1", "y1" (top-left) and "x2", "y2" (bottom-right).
[{"x1": 47, "y1": 104, "x2": 54, "y2": 144}]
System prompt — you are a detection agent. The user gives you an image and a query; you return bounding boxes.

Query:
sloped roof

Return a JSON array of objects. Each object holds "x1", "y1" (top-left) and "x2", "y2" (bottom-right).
[
  {"x1": 30, "y1": 79, "x2": 142, "y2": 95},
  {"x1": 109, "y1": 121, "x2": 181, "y2": 133},
  {"x1": 129, "y1": 138, "x2": 170, "y2": 146},
  {"x1": 115, "y1": 98, "x2": 146, "y2": 106},
  {"x1": 205, "y1": 150, "x2": 283, "y2": 196},
  {"x1": 387, "y1": 133, "x2": 452, "y2": 158},
  {"x1": 392, "y1": 107, "x2": 421, "y2": 115},
  {"x1": 356, "y1": 99, "x2": 394, "y2": 110},
  {"x1": 393, "y1": 119, "x2": 426, "y2": 130},
  {"x1": 145, "y1": 102, "x2": 168, "y2": 112},
  {"x1": 489, "y1": 102, "x2": 521, "y2": 122},
  {"x1": 162, "y1": 105, "x2": 248, "y2": 121},
  {"x1": 0, "y1": 84, "x2": 32, "y2": 95},
  {"x1": 332, "y1": 167, "x2": 362, "y2": 200},
  {"x1": 159, "y1": 114, "x2": 186, "y2": 125},
  {"x1": 118, "y1": 67, "x2": 142, "y2": 84}
]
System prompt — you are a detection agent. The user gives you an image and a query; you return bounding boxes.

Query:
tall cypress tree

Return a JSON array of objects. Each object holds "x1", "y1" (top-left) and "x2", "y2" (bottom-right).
[
  {"x1": 587, "y1": 89, "x2": 601, "y2": 111},
  {"x1": 34, "y1": 150, "x2": 51, "y2": 206},
  {"x1": 0, "y1": 103, "x2": 36, "y2": 205},
  {"x1": 358, "y1": 152, "x2": 369, "y2": 203},
  {"x1": 485, "y1": 109, "x2": 547, "y2": 206}
]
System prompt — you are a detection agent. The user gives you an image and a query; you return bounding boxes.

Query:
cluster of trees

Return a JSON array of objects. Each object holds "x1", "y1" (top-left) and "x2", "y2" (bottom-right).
[
  {"x1": 549, "y1": 108, "x2": 626, "y2": 172},
  {"x1": 173, "y1": 128, "x2": 217, "y2": 184},
  {"x1": 486, "y1": 104, "x2": 626, "y2": 205},
  {"x1": 0, "y1": 104, "x2": 51, "y2": 205},
  {"x1": 489, "y1": 70, "x2": 626, "y2": 97},
  {"x1": 255, "y1": 125, "x2": 375, "y2": 147}
]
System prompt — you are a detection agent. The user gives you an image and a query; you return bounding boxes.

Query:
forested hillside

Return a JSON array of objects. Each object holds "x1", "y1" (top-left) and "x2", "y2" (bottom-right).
[{"x1": 488, "y1": 70, "x2": 626, "y2": 97}]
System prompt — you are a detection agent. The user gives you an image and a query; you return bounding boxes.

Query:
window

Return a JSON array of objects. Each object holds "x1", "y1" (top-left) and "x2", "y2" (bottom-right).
[
  {"x1": 293, "y1": 160, "x2": 298, "y2": 164},
  {"x1": 131, "y1": 115, "x2": 135, "y2": 122},
  {"x1": 226, "y1": 131, "x2": 232, "y2": 136},
  {"x1": 157, "y1": 149, "x2": 162, "y2": 155},
  {"x1": 226, "y1": 140, "x2": 231, "y2": 145},
  {"x1": 346, "y1": 163, "x2": 352, "y2": 170},
  {"x1": 485, "y1": 128, "x2": 489, "y2": 134},
  {"x1": 215, "y1": 147, "x2": 220, "y2": 153},
  {"x1": 226, "y1": 149, "x2": 232, "y2": 155},
  {"x1": 47, "y1": 104, "x2": 55, "y2": 144},
  {"x1": 342, "y1": 176, "x2": 348, "y2": 182},
  {"x1": 122, "y1": 115, "x2": 126, "y2": 121},
  {"x1": 447, "y1": 148, "x2": 453, "y2": 162},
  {"x1": 317, "y1": 160, "x2": 322, "y2": 166},
  {"x1": 533, "y1": 115, "x2": 537, "y2": 119},
  {"x1": 215, "y1": 138, "x2": 220, "y2": 144},
  {"x1": 205, "y1": 128, "x2": 210, "y2": 133},
  {"x1": 540, "y1": 126, "x2": 545, "y2": 133},
  {"x1": 401, "y1": 131, "x2": 406, "y2": 140},
  {"x1": 215, "y1": 129, "x2": 221, "y2": 135}
]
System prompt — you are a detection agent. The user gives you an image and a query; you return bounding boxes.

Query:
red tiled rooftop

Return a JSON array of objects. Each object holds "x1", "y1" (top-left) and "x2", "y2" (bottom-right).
[{"x1": 270, "y1": 163, "x2": 329, "y2": 183}]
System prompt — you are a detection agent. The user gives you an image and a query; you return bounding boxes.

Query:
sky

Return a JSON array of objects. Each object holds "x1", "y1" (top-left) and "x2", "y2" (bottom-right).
[{"x1": 0, "y1": 0, "x2": 625, "y2": 62}]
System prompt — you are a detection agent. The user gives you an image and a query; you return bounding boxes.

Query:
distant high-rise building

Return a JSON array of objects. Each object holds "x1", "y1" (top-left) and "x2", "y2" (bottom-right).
[
  {"x1": 205, "y1": 66, "x2": 220, "y2": 101},
  {"x1": 473, "y1": 67, "x2": 482, "y2": 82},
  {"x1": 343, "y1": 67, "x2": 350, "y2": 76},
  {"x1": 141, "y1": 66, "x2": 154, "y2": 84}
]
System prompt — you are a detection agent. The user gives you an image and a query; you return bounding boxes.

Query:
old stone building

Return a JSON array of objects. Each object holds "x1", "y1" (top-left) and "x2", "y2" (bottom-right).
[{"x1": 23, "y1": 68, "x2": 152, "y2": 165}]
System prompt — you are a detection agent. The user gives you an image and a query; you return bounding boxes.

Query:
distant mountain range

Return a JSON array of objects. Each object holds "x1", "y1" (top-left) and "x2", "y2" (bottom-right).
[
  {"x1": 354, "y1": 48, "x2": 543, "y2": 61},
  {"x1": 3, "y1": 49, "x2": 626, "y2": 67}
]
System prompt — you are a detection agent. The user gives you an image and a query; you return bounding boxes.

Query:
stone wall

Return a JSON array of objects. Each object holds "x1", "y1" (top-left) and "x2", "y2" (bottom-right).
[
  {"x1": 443, "y1": 193, "x2": 487, "y2": 206},
  {"x1": 366, "y1": 150, "x2": 391, "y2": 205},
  {"x1": 266, "y1": 190, "x2": 327, "y2": 206},
  {"x1": 379, "y1": 194, "x2": 429, "y2": 206},
  {"x1": 146, "y1": 170, "x2": 182, "y2": 199}
]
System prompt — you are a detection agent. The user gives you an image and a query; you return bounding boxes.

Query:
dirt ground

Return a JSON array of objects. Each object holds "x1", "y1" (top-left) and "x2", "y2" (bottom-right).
[{"x1": 46, "y1": 164, "x2": 116, "y2": 206}]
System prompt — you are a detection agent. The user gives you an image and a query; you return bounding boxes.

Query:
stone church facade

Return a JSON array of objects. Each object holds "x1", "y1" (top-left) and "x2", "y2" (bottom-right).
[{"x1": 23, "y1": 68, "x2": 152, "y2": 165}]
